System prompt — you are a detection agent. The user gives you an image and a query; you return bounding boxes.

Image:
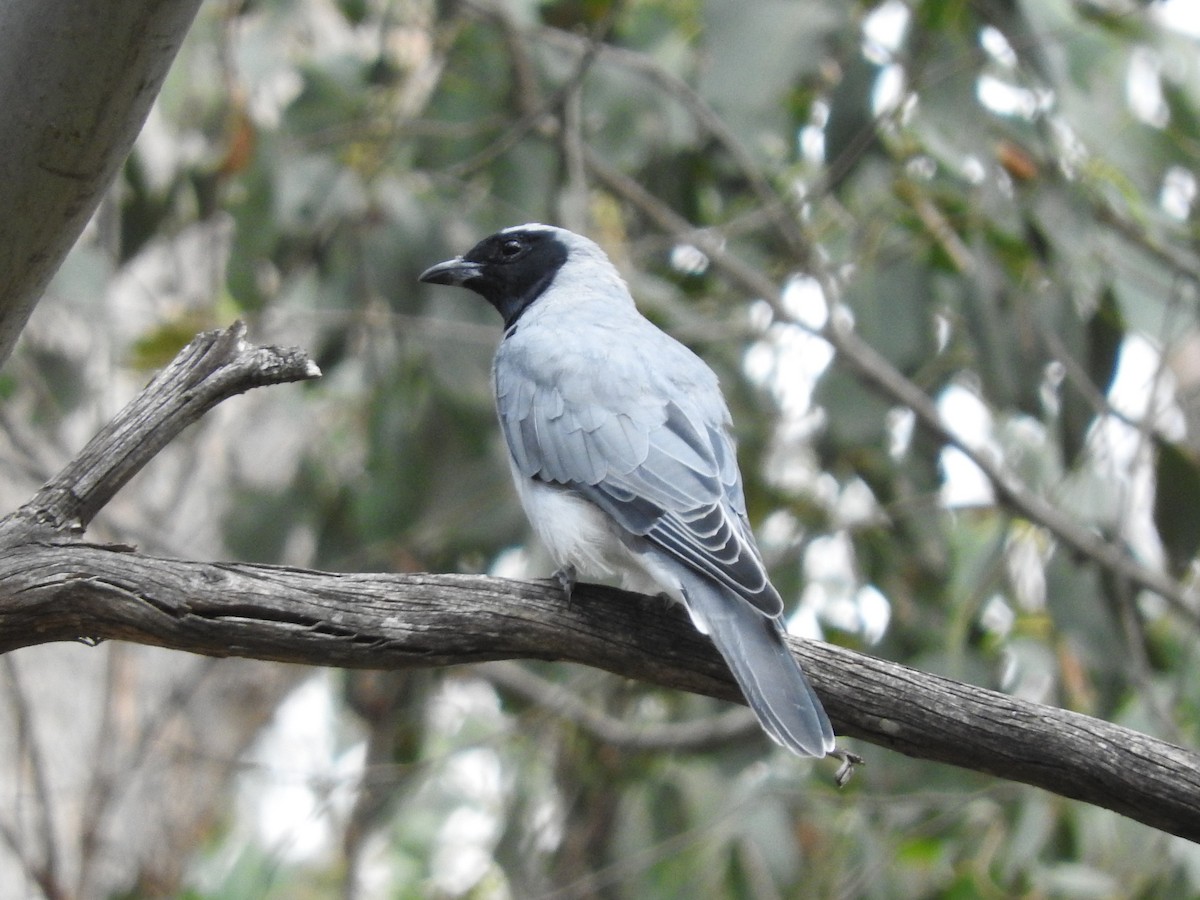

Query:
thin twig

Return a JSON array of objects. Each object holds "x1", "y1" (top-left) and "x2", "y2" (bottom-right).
[
  {"x1": 583, "y1": 143, "x2": 1200, "y2": 627},
  {"x1": 1, "y1": 657, "x2": 66, "y2": 900},
  {"x1": 536, "y1": 24, "x2": 815, "y2": 262},
  {"x1": 1094, "y1": 201, "x2": 1200, "y2": 287},
  {"x1": 0, "y1": 814, "x2": 67, "y2": 900},
  {"x1": 75, "y1": 655, "x2": 223, "y2": 893},
  {"x1": 442, "y1": 5, "x2": 612, "y2": 181},
  {"x1": 478, "y1": 660, "x2": 760, "y2": 752}
]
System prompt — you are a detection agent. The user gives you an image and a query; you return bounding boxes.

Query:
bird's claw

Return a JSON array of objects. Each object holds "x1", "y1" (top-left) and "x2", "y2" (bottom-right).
[
  {"x1": 830, "y1": 747, "x2": 864, "y2": 788},
  {"x1": 554, "y1": 564, "x2": 577, "y2": 605}
]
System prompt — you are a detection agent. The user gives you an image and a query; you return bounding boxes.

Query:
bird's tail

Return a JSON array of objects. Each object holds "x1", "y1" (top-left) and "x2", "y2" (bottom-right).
[{"x1": 677, "y1": 569, "x2": 835, "y2": 757}]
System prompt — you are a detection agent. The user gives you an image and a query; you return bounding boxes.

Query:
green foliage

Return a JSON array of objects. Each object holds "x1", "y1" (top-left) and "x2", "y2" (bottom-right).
[{"x1": 1154, "y1": 439, "x2": 1200, "y2": 578}]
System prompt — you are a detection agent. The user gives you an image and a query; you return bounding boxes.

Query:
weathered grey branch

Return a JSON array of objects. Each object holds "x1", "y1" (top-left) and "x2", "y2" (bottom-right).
[
  {"x1": 0, "y1": 323, "x2": 1196, "y2": 845},
  {"x1": 0, "y1": 0, "x2": 206, "y2": 367},
  {"x1": 2, "y1": 322, "x2": 320, "y2": 540},
  {"x1": 0, "y1": 546, "x2": 1197, "y2": 841}
]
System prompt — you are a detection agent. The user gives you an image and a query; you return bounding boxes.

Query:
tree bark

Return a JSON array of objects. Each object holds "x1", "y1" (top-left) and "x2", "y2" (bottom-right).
[
  {"x1": 0, "y1": 0, "x2": 205, "y2": 366},
  {"x1": 0, "y1": 323, "x2": 1197, "y2": 845},
  {"x1": 1, "y1": 544, "x2": 1199, "y2": 842}
]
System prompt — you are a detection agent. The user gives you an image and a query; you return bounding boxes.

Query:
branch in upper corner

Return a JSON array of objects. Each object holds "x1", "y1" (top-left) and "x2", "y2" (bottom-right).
[{"x1": 0, "y1": 322, "x2": 320, "y2": 540}]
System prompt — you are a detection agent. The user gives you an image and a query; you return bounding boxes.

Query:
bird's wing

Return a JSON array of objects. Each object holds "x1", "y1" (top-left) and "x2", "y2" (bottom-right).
[
  {"x1": 496, "y1": 328, "x2": 835, "y2": 758},
  {"x1": 495, "y1": 338, "x2": 782, "y2": 617}
]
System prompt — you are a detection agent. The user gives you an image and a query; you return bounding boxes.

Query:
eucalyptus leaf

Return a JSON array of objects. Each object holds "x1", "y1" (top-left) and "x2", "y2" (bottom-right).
[{"x1": 1154, "y1": 439, "x2": 1200, "y2": 578}]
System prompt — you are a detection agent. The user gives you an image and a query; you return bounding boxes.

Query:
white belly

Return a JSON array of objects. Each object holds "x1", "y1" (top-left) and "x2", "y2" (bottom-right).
[
  {"x1": 513, "y1": 473, "x2": 623, "y2": 579},
  {"x1": 510, "y1": 466, "x2": 706, "y2": 628}
]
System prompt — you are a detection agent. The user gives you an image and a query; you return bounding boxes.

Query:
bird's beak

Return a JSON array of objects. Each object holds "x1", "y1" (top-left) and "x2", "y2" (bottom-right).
[{"x1": 418, "y1": 257, "x2": 483, "y2": 286}]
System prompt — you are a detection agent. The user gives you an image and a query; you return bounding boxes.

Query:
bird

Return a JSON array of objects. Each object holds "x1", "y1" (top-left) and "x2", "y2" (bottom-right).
[{"x1": 419, "y1": 223, "x2": 835, "y2": 757}]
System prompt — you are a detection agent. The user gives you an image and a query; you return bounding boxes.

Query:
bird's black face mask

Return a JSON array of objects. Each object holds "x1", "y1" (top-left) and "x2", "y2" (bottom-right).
[{"x1": 418, "y1": 229, "x2": 569, "y2": 330}]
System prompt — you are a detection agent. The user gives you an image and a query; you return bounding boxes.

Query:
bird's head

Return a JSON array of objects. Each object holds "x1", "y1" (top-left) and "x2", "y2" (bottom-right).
[{"x1": 419, "y1": 224, "x2": 626, "y2": 329}]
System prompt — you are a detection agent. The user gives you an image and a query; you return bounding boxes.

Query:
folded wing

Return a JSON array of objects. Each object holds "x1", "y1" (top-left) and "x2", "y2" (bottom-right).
[
  {"x1": 495, "y1": 346, "x2": 835, "y2": 756},
  {"x1": 496, "y1": 354, "x2": 781, "y2": 616}
]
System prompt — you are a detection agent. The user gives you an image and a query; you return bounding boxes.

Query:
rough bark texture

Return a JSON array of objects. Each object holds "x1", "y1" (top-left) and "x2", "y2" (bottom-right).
[
  {"x1": 0, "y1": 0, "x2": 206, "y2": 366},
  {"x1": 1, "y1": 545, "x2": 1198, "y2": 841}
]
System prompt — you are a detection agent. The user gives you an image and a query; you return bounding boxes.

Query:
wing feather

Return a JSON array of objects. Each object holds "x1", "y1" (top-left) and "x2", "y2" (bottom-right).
[{"x1": 495, "y1": 349, "x2": 780, "y2": 616}]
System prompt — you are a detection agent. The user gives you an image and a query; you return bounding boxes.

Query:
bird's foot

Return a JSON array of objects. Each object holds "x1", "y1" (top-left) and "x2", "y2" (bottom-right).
[
  {"x1": 829, "y1": 746, "x2": 865, "y2": 788},
  {"x1": 553, "y1": 564, "x2": 578, "y2": 605}
]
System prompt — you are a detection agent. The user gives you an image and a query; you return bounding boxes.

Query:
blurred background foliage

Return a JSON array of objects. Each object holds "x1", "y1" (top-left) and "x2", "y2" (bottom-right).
[{"x1": 3, "y1": 0, "x2": 1200, "y2": 896}]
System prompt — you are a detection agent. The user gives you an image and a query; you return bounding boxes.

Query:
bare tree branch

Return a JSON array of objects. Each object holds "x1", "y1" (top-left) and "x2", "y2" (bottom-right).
[
  {"x1": 0, "y1": 545, "x2": 1197, "y2": 840},
  {"x1": 0, "y1": 310, "x2": 1187, "y2": 852},
  {"x1": 0, "y1": 315, "x2": 1194, "y2": 854},
  {"x1": 1, "y1": 322, "x2": 320, "y2": 541},
  {"x1": 0, "y1": 312, "x2": 1191, "y2": 838}
]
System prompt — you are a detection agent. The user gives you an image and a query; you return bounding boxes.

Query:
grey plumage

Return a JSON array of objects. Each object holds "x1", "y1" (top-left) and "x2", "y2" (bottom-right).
[{"x1": 419, "y1": 224, "x2": 835, "y2": 757}]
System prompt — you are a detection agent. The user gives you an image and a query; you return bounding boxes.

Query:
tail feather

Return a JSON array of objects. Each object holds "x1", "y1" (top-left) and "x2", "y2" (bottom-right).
[{"x1": 678, "y1": 569, "x2": 834, "y2": 757}]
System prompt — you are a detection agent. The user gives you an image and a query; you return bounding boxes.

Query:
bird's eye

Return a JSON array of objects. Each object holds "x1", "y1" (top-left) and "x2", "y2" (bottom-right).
[{"x1": 500, "y1": 239, "x2": 524, "y2": 258}]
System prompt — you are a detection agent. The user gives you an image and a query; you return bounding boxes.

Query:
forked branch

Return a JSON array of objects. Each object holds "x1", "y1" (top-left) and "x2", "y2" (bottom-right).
[{"x1": 0, "y1": 323, "x2": 1197, "y2": 843}]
